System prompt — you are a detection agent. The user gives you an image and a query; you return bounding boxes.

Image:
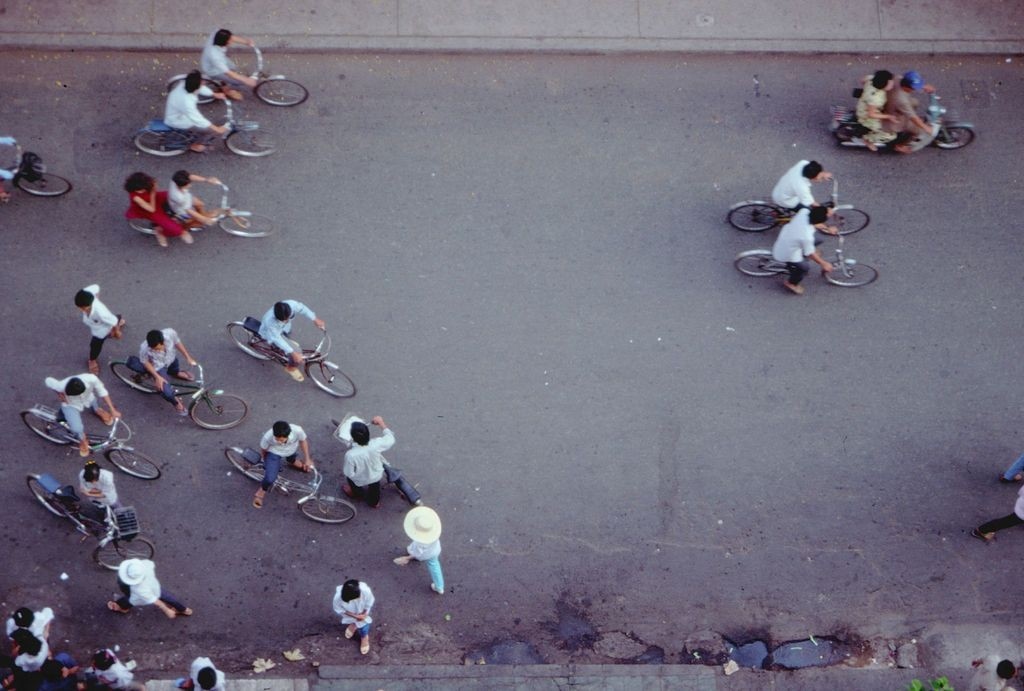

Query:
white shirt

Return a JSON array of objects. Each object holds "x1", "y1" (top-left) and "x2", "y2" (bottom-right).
[
  {"x1": 258, "y1": 300, "x2": 317, "y2": 354},
  {"x1": 332, "y1": 582, "x2": 375, "y2": 625},
  {"x1": 139, "y1": 328, "x2": 182, "y2": 371},
  {"x1": 5, "y1": 607, "x2": 54, "y2": 639},
  {"x1": 45, "y1": 373, "x2": 108, "y2": 411},
  {"x1": 771, "y1": 208, "x2": 817, "y2": 263},
  {"x1": 79, "y1": 468, "x2": 119, "y2": 507},
  {"x1": 80, "y1": 284, "x2": 118, "y2": 338},
  {"x1": 771, "y1": 160, "x2": 815, "y2": 209},
  {"x1": 164, "y1": 82, "x2": 215, "y2": 130},
  {"x1": 92, "y1": 653, "x2": 135, "y2": 690},
  {"x1": 969, "y1": 654, "x2": 1019, "y2": 691},
  {"x1": 190, "y1": 657, "x2": 226, "y2": 691},
  {"x1": 260, "y1": 425, "x2": 308, "y2": 457},
  {"x1": 200, "y1": 31, "x2": 235, "y2": 77},
  {"x1": 167, "y1": 181, "x2": 194, "y2": 216},
  {"x1": 407, "y1": 539, "x2": 441, "y2": 561},
  {"x1": 343, "y1": 429, "x2": 395, "y2": 487},
  {"x1": 14, "y1": 637, "x2": 50, "y2": 672},
  {"x1": 126, "y1": 569, "x2": 162, "y2": 607},
  {"x1": 1013, "y1": 486, "x2": 1024, "y2": 521}
]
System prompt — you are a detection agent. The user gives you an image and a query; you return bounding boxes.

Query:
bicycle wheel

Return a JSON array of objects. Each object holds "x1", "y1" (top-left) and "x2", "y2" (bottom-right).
[
  {"x1": 734, "y1": 250, "x2": 780, "y2": 277},
  {"x1": 255, "y1": 78, "x2": 309, "y2": 107},
  {"x1": 133, "y1": 130, "x2": 189, "y2": 157},
  {"x1": 307, "y1": 360, "x2": 357, "y2": 398},
  {"x1": 934, "y1": 125, "x2": 975, "y2": 150},
  {"x1": 104, "y1": 448, "x2": 161, "y2": 480},
  {"x1": 225, "y1": 447, "x2": 264, "y2": 483},
  {"x1": 225, "y1": 129, "x2": 276, "y2": 157},
  {"x1": 299, "y1": 495, "x2": 356, "y2": 524},
  {"x1": 110, "y1": 361, "x2": 159, "y2": 394},
  {"x1": 21, "y1": 410, "x2": 71, "y2": 445},
  {"x1": 189, "y1": 393, "x2": 248, "y2": 430},
  {"x1": 16, "y1": 174, "x2": 72, "y2": 197},
  {"x1": 93, "y1": 536, "x2": 155, "y2": 570},
  {"x1": 831, "y1": 208, "x2": 870, "y2": 236},
  {"x1": 727, "y1": 203, "x2": 780, "y2": 232},
  {"x1": 218, "y1": 212, "x2": 275, "y2": 238},
  {"x1": 824, "y1": 262, "x2": 879, "y2": 288},
  {"x1": 27, "y1": 476, "x2": 67, "y2": 517},
  {"x1": 127, "y1": 218, "x2": 155, "y2": 235},
  {"x1": 227, "y1": 322, "x2": 272, "y2": 360}
]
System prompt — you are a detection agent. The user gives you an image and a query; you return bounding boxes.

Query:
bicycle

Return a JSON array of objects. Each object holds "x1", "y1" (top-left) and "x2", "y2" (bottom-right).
[
  {"x1": 21, "y1": 406, "x2": 161, "y2": 480},
  {"x1": 108, "y1": 361, "x2": 248, "y2": 430},
  {"x1": 133, "y1": 99, "x2": 275, "y2": 158},
  {"x1": 226, "y1": 318, "x2": 357, "y2": 398},
  {"x1": 27, "y1": 472, "x2": 155, "y2": 569},
  {"x1": 734, "y1": 234, "x2": 879, "y2": 288},
  {"x1": 224, "y1": 447, "x2": 356, "y2": 523},
  {"x1": 727, "y1": 178, "x2": 870, "y2": 235},
  {"x1": 0, "y1": 139, "x2": 72, "y2": 198},
  {"x1": 167, "y1": 43, "x2": 308, "y2": 107},
  {"x1": 127, "y1": 178, "x2": 273, "y2": 238}
]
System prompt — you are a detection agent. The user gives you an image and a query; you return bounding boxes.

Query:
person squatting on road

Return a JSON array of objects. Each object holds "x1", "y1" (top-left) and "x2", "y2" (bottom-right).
[
  {"x1": 79, "y1": 459, "x2": 120, "y2": 509},
  {"x1": 74, "y1": 284, "x2": 124, "y2": 375},
  {"x1": 258, "y1": 300, "x2": 326, "y2": 382},
  {"x1": 342, "y1": 416, "x2": 394, "y2": 509},
  {"x1": 87, "y1": 649, "x2": 145, "y2": 691},
  {"x1": 44, "y1": 373, "x2": 121, "y2": 457},
  {"x1": 770, "y1": 206, "x2": 838, "y2": 296},
  {"x1": 253, "y1": 420, "x2": 314, "y2": 508},
  {"x1": 175, "y1": 657, "x2": 226, "y2": 691},
  {"x1": 128, "y1": 328, "x2": 198, "y2": 416},
  {"x1": 333, "y1": 580, "x2": 375, "y2": 655},
  {"x1": 107, "y1": 558, "x2": 192, "y2": 619},
  {"x1": 6, "y1": 606, "x2": 54, "y2": 642},
  {"x1": 968, "y1": 655, "x2": 1019, "y2": 691},
  {"x1": 393, "y1": 506, "x2": 445, "y2": 595}
]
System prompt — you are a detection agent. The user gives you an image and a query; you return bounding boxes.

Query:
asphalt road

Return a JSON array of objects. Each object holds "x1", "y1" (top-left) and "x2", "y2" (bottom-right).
[{"x1": 1, "y1": 50, "x2": 1022, "y2": 673}]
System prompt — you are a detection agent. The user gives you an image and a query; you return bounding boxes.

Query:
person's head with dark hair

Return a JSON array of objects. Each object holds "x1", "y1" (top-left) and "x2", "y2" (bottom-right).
[
  {"x1": 124, "y1": 172, "x2": 155, "y2": 194},
  {"x1": 997, "y1": 660, "x2": 1017, "y2": 680},
  {"x1": 65, "y1": 378, "x2": 86, "y2": 397},
  {"x1": 340, "y1": 579, "x2": 361, "y2": 602},
  {"x1": 172, "y1": 170, "x2": 192, "y2": 188},
  {"x1": 41, "y1": 659, "x2": 66, "y2": 682},
  {"x1": 213, "y1": 29, "x2": 232, "y2": 47},
  {"x1": 12, "y1": 629, "x2": 41, "y2": 656},
  {"x1": 184, "y1": 70, "x2": 203, "y2": 93},
  {"x1": 83, "y1": 460, "x2": 101, "y2": 482},
  {"x1": 146, "y1": 329, "x2": 165, "y2": 349},
  {"x1": 871, "y1": 70, "x2": 894, "y2": 90},
  {"x1": 801, "y1": 161, "x2": 823, "y2": 180},
  {"x1": 272, "y1": 421, "x2": 291, "y2": 440},
  {"x1": 809, "y1": 206, "x2": 829, "y2": 225},
  {"x1": 92, "y1": 650, "x2": 115, "y2": 670},
  {"x1": 12, "y1": 608, "x2": 34, "y2": 629},
  {"x1": 74, "y1": 289, "x2": 95, "y2": 309},
  {"x1": 273, "y1": 301, "x2": 292, "y2": 322},
  {"x1": 196, "y1": 667, "x2": 217, "y2": 690},
  {"x1": 350, "y1": 421, "x2": 369, "y2": 446}
]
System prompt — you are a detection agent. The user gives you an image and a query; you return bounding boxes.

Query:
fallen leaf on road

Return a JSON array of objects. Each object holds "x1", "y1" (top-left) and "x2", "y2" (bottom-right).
[
  {"x1": 252, "y1": 658, "x2": 276, "y2": 673},
  {"x1": 282, "y1": 649, "x2": 305, "y2": 661}
]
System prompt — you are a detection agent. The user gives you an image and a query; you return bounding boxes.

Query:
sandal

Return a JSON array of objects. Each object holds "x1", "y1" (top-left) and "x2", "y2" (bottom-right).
[
  {"x1": 971, "y1": 528, "x2": 995, "y2": 543},
  {"x1": 286, "y1": 367, "x2": 305, "y2": 382},
  {"x1": 344, "y1": 624, "x2": 356, "y2": 639},
  {"x1": 181, "y1": 232, "x2": 194, "y2": 245},
  {"x1": 107, "y1": 601, "x2": 130, "y2": 614},
  {"x1": 179, "y1": 608, "x2": 193, "y2": 616},
  {"x1": 175, "y1": 371, "x2": 195, "y2": 382},
  {"x1": 252, "y1": 494, "x2": 263, "y2": 509},
  {"x1": 155, "y1": 234, "x2": 169, "y2": 248},
  {"x1": 360, "y1": 638, "x2": 370, "y2": 655}
]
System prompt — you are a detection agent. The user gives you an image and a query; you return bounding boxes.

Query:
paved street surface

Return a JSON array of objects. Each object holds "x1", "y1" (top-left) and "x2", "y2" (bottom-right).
[{"x1": 2, "y1": 50, "x2": 1023, "y2": 688}]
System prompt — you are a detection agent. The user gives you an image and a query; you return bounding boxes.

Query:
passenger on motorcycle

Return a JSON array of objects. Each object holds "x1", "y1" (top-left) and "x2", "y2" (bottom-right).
[
  {"x1": 855, "y1": 70, "x2": 898, "y2": 151},
  {"x1": 771, "y1": 160, "x2": 833, "y2": 210},
  {"x1": 883, "y1": 71, "x2": 936, "y2": 153}
]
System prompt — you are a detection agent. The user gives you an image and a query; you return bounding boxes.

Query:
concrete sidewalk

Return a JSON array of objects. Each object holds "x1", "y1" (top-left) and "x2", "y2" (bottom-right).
[{"x1": 1, "y1": 0, "x2": 1022, "y2": 54}]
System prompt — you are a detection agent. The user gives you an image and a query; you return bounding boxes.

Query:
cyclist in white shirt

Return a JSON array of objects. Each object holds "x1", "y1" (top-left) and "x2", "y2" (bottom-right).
[
  {"x1": 44, "y1": 374, "x2": 121, "y2": 456},
  {"x1": 771, "y1": 160, "x2": 832, "y2": 210},
  {"x1": 168, "y1": 169, "x2": 221, "y2": 228},
  {"x1": 771, "y1": 206, "x2": 837, "y2": 295},
  {"x1": 164, "y1": 71, "x2": 228, "y2": 153},
  {"x1": 253, "y1": 421, "x2": 314, "y2": 508},
  {"x1": 201, "y1": 29, "x2": 258, "y2": 100},
  {"x1": 130, "y1": 328, "x2": 198, "y2": 416},
  {"x1": 258, "y1": 300, "x2": 326, "y2": 382}
]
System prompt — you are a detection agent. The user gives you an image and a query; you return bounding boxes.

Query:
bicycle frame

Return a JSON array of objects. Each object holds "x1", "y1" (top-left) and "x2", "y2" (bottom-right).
[
  {"x1": 32, "y1": 474, "x2": 119, "y2": 543},
  {"x1": 248, "y1": 328, "x2": 333, "y2": 366},
  {"x1": 25, "y1": 404, "x2": 132, "y2": 449}
]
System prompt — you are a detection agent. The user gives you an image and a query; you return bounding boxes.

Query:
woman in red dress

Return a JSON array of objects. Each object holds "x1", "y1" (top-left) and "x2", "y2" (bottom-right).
[{"x1": 124, "y1": 172, "x2": 193, "y2": 247}]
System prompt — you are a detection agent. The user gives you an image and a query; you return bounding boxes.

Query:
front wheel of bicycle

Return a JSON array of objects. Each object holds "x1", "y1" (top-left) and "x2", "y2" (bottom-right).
[
  {"x1": 110, "y1": 361, "x2": 159, "y2": 394},
  {"x1": 227, "y1": 322, "x2": 272, "y2": 360},
  {"x1": 190, "y1": 393, "x2": 248, "y2": 430},
  {"x1": 734, "y1": 250, "x2": 780, "y2": 277},
  {"x1": 255, "y1": 78, "x2": 309, "y2": 107},
  {"x1": 307, "y1": 360, "x2": 357, "y2": 398},
  {"x1": 21, "y1": 410, "x2": 71, "y2": 445},
  {"x1": 218, "y1": 212, "x2": 275, "y2": 238},
  {"x1": 933, "y1": 126, "x2": 975, "y2": 150},
  {"x1": 299, "y1": 495, "x2": 357, "y2": 524},
  {"x1": 824, "y1": 262, "x2": 879, "y2": 288},
  {"x1": 727, "y1": 203, "x2": 780, "y2": 232},
  {"x1": 226, "y1": 129, "x2": 276, "y2": 157},
  {"x1": 94, "y1": 536, "x2": 156, "y2": 570},
  {"x1": 27, "y1": 476, "x2": 67, "y2": 517},
  {"x1": 133, "y1": 130, "x2": 189, "y2": 157},
  {"x1": 17, "y1": 174, "x2": 72, "y2": 197},
  {"x1": 831, "y1": 208, "x2": 870, "y2": 235},
  {"x1": 225, "y1": 447, "x2": 264, "y2": 483},
  {"x1": 104, "y1": 448, "x2": 161, "y2": 480}
]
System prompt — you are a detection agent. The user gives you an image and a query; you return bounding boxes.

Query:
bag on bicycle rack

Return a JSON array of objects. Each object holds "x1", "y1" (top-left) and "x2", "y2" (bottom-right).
[
  {"x1": 243, "y1": 316, "x2": 262, "y2": 334},
  {"x1": 384, "y1": 465, "x2": 422, "y2": 506},
  {"x1": 17, "y1": 152, "x2": 45, "y2": 182}
]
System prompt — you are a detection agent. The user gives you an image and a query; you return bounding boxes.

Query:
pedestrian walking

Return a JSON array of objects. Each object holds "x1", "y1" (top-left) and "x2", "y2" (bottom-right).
[
  {"x1": 969, "y1": 655, "x2": 1018, "y2": 690},
  {"x1": 972, "y1": 485, "x2": 1024, "y2": 542},
  {"x1": 87, "y1": 649, "x2": 144, "y2": 691},
  {"x1": 6, "y1": 606, "x2": 54, "y2": 641},
  {"x1": 175, "y1": 657, "x2": 225, "y2": 691},
  {"x1": 253, "y1": 420, "x2": 314, "y2": 509},
  {"x1": 393, "y1": 506, "x2": 445, "y2": 595},
  {"x1": 999, "y1": 451, "x2": 1024, "y2": 483},
  {"x1": 74, "y1": 284, "x2": 124, "y2": 375},
  {"x1": 332, "y1": 580, "x2": 375, "y2": 655},
  {"x1": 341, "y1": 416, "x2": 394, "y2": 508},
  {"x1": 107, "y1": 558, "x2": 192, "y2": 619}
]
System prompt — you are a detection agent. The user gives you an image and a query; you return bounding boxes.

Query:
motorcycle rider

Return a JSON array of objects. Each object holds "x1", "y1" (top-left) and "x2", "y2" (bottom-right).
[
  {"x1": 855, "y1": 70, "x2": 897, "y2": 151},
  {"x1": 883, "y1": 71, "x2": 936, "y2": 153}
]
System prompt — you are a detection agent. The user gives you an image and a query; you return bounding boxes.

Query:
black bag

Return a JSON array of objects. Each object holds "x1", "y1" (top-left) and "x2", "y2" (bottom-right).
[{"x1": 17, "y1": 151, "x2": 44, "y2": 182}]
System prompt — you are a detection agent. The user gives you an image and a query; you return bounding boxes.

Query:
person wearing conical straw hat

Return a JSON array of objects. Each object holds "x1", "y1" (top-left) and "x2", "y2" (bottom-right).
[{"x1": 393, "y1": 506, "x2": 444, "y2": 595}]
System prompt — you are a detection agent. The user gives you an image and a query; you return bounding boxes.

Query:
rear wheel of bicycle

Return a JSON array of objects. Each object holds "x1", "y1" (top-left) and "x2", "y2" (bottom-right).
[
  {"x1": 824, "y1": 262, "x2": 879, "y2": 288},
  {"x1": 255, "y1": 78, "x2": 309, "y2": 107},
  {"x1": 218, "y1": 212, "x2": 275, "y2": 238},
  {"x1": 727, "y1": 203, "x2": 780, "y2": 232},
  {"x1": 110, "y1": 361, "x2": 159, "y2": 393},
  {"x1": 831, "y1": 208, "x2": 870, "y2": 236},
  {"x1": 227, "y1": 322, "x2": 272, "y2": 360},
  {"x1": 133, "y1": 130, "x2": 190, "y2": 157},
  {"x1": 94, "y1": 536, "x2": 156, "y2": 570},
  {"x1": 189, "y1": 393, "x2": 248, "y2": 430},
  {"x1": 104, "y1": 448, "x2": 161, "y2": 480},
  {"x1": 226, "y1": 129, "x2": 276, "y2": 157},
  {"x1": 933, "y1": 126, "x2": 975, "y2": 150},
  {"x1": 27, "y1": 476, "x2": 67, "y2": 517},
  {"x1": 17, "y1": 174, "x2": 72, "y2": 197},
  {"x1": 21, "y1": 410, "x2": 71, "y2": 445},
  {"x1": 299, "y1": 495, "x2": 356, "y2": 524},
  {"x1": 307, "y1": 360, "x2": 357, "y2": 398},
  {"x1": 734, "y1": 250, "x2": 780, "y2": 277},
  {"x1": 225, "y1": 447, "x2": 265, "y2": 483}
]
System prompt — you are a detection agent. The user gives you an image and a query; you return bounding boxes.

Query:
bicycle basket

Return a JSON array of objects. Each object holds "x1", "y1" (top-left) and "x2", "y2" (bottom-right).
[
  {"x1": 113, "y1": 506, "x2": 141, "y2": 537},
  {"x1": 17, "y1": 151, "x2": 45, "y2": 182}
]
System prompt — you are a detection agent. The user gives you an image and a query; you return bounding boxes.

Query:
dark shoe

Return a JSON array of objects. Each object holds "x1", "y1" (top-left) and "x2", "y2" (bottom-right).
[{"x1": 971, "y1": 528, "x2": 995, "y2": 542}]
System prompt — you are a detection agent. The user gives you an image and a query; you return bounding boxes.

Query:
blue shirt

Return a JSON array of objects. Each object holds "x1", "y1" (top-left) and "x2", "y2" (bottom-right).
[{"x1": 258, "y1": 300, "x2": 316, "y2": 354}]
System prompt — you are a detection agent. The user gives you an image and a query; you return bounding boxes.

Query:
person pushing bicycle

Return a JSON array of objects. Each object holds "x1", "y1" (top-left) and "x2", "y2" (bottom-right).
[
  {"x1": 258, "y1": 300, "x2": 326, "y2": 382},
  {"x1": 771, "y1": 160, "x2": 833, "y2": 211}
]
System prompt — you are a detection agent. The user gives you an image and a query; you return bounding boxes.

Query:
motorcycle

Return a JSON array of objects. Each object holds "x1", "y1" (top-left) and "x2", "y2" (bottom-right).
[{"x1": 830, "y1": 88, "x2": 975, "y2": 151}]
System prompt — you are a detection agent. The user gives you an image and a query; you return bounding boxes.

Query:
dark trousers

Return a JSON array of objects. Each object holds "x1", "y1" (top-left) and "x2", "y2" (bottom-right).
[
  {"x1": 89, "y1": 336, "x2": 107, "y2": 361},
  {"x1": 126, "y1": 356, "x2": 181, "y2": 405},
  {"x1": 346, "y1": 478, "x2": 381, "y2": 507},
  {"x1": 785, "y1": 260, "x2": 810, "y2": 285},
  {"x1": 978, "y1": 513, "x2": 1024, "y2": 535},
  {"x1": 116, "y1": 578, "x2": 188, "y2": 612}
]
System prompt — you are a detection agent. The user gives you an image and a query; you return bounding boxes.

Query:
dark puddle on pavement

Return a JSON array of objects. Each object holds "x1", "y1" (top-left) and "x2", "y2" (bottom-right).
[
  {"x1": 726, "y1": 639, "x2": 769, "y2": 669},
  {"x1": 633, "y1": 646, "x2": 666, "y2": 664},
  {"x1": 726, "y1": 637, "x2": 848, "y2": 670},
  {"x1": 551, "y1": 600, "x2": 599, "y2": 652},
  {"x1": 464, "y1": 641, "x2": 545, "y2": 665}
]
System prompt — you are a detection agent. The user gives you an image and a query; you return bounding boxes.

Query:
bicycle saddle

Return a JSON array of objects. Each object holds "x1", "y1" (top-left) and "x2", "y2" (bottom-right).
[{"x1": 146, "y1": 119, "x2": 175, "y2": 132}]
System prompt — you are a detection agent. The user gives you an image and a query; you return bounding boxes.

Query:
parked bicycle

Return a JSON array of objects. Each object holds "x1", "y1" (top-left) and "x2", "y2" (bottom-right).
[
  {"x1": 1, "y1": 139, "x2": 72, "y2": 198},
  {"x1": 224, "y1": 446, "x2": 356, "y2": 523},
  {"x1": 108, "y1": 361, "x2": 248, "y2": 430},
  {"x1": 167, "y1": 43, "x2": 308, "y2": 107},
  {"x1": 133, "y1": 99, "x2": 275, "y2": 157},
  {"x1": 27, "y1": 472, "x2": 155, "y2": 569},
  {"x1": 21, "y1": 406, "x2": 161, "y2": 480},
  {"x1": 226, "y1": 318, "x2": 356, "y2": 398},
  {"x1": 331, "y1": 415, "x2": 423, "y2": 506},
  {"x1": 127, "y1": 178, "x2": 273, "y2": 238},
  {"x1": 727, "y1": 178, "x2": 869, "y2": 235},
  {"x1": 734, "y1": 234, "x2": 879, "y2": 288}
]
